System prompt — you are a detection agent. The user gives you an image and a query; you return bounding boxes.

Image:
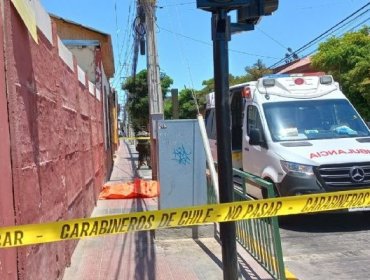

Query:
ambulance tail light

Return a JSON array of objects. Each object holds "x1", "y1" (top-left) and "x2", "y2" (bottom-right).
[
  {"x1": 262, "y1": 78, "x2": 275, "y2": 87},
  {"x1": 320, "y1": 75, "x2": 333, "y2": 85},
  {"x1": 242, "y1": 86, "x2": 252, "y2": 99}
]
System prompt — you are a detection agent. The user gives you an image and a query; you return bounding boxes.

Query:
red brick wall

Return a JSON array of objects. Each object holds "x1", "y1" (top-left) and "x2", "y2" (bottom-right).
[
  {"x1": 93, "y1": 48, "x2": 106, "y2": 194},
  {"x1": 0, "y1": 3, "x2": 17, "y2": 279},
  {"x1": 2, "y1": 2, "x2": 107, "y2": 279}
]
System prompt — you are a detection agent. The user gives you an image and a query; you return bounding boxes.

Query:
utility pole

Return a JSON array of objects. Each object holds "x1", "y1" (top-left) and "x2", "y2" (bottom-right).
[
  {"x1": 171, "y1": 88, "x2": 179, "y2": 119},
  {"x1": 142, "y1": 0, "x2": 163, "y2": 180}
]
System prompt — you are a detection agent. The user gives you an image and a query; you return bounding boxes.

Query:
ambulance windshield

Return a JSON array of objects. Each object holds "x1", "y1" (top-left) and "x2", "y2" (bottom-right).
[{"x1": 263, "y1": 99, "x2": 370, "y2": 142}]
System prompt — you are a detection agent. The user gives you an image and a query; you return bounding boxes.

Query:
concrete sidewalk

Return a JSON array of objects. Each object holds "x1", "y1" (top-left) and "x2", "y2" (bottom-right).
[{"x1": 62, "y1": 139, "x2": 273, "y2": 280}]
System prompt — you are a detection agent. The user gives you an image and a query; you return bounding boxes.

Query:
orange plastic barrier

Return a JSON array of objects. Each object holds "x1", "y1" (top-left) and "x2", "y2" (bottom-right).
[{"x1": 99, "y1": 178, "x2": 159, "y2": 199}]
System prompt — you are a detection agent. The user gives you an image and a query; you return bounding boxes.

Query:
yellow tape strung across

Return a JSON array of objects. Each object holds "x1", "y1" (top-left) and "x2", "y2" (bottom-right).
[
  {"x1": 1, "y1": 189, "x2": 370, "y2": 248},
  {"x1": 121, "y1": 137, "x2": 150, "y2": 140}
]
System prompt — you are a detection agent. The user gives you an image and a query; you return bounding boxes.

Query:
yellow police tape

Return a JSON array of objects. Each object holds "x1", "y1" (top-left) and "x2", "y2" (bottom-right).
[
  {"x1": 122, "y1": 136, "x2": 150, "y2": 140},
  {"x1": 1, "y1": 188, "x2": 370, "y2": 248}
]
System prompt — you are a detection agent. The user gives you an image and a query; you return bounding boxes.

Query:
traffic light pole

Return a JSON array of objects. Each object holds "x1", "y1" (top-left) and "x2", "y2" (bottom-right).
[
  {"x1": 212, "y1": 9, "x2": 239, "y2": 280},
  {"x1": 197, "y1": 2, "x2": 278, "y2": 279}
]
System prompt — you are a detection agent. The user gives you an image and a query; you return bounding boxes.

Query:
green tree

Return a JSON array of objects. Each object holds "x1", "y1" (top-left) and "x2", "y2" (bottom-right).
[
  {"x1": 244, "y1": 59, "x2": 272, "y2": 80},
  {"x1": 196, "y1": 60, "x2": 270, "y2": 111},
  {"x1": 122, "y1": 70, "x2": 173, "y2": 132},
  {"x1": 196, "y1": 61, "x2": 269, "y2": 113},
  {"x1": 196, "y1": 74, "x2": 250, "y2": 108},
  {"x1": 164, "y1": 88, "x2": 205, "y2": 119},
  {"x1": 312, "y1": 27, "x2": 370, "y2": 120},
  {"x1": 230, "y1": 74, "x2": 250, "y2": 85},
  {"x1": 198, "y1": 59, "x2": 270, "y2": 97},
  {"x1": 199, "y1": 74, "x2": 250, "y2": 95}
]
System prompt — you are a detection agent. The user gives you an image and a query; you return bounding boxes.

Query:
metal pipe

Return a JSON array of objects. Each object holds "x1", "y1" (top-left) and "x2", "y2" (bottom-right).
[
  {"x1": 197, "y1": 114, "x2": 219, "y2": 203},
  {"x1": 212, "y1": 9, "x2": 239, "y2": 280}
]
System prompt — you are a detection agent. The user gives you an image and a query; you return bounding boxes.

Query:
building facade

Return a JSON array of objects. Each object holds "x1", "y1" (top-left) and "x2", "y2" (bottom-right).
[{"x1": 0, "y1": 1, "x2": 117, "y2": 278}]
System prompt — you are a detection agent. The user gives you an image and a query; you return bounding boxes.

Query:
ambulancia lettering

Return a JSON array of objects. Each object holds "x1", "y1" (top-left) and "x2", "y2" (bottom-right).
[{"x1": 310, "y1": 149, "x2": 370, "y2": 159}]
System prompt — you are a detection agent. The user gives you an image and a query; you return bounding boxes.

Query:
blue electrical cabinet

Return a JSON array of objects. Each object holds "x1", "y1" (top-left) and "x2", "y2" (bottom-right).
[{"x1": 157, "y1": 120, "x2": 207, "y2": 209}]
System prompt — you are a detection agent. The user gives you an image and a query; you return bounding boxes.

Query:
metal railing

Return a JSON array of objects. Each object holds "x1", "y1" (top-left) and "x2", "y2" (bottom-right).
[{"x1": 207, "y1": 167, "x2": 286, "y2": 280}]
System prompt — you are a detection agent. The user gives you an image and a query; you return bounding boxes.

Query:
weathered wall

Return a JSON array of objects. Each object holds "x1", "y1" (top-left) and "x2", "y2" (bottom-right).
[
  {"x1": 2, "y1": 1, "x2": 108, "y2": 279},
  {"x1": 101, "y1": 64, "x2": 113, "y2": 178},
  {"x1": 68, "y1": 45, "x2": 96, "y2": 83},
  {"x1": 51, "y1": 15, "x2": 114, "y2": 78},
  {"x1": 0, "y1": 2, "x2": 17, "y2": 279}
]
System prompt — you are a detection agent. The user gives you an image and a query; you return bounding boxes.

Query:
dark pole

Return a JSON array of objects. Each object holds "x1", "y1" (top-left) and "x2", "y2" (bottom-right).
[
  {"x1": 212, "y1": 9, "x2": 239, "y2": 280},
  {"x1": 171, "y1": 88, "x2": 179, "y2": 119}
]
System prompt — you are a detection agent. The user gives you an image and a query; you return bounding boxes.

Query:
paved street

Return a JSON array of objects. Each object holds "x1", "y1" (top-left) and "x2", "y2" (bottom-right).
[
  {"x1": 280, "y1": 212, "x2": 370, "y2": 280},
  {"x1": 2, "y1": 1, "x2": 370, "y2": 279},
  {"x1": 63, "y1": 140, "x2": 274, "y2": 280}
]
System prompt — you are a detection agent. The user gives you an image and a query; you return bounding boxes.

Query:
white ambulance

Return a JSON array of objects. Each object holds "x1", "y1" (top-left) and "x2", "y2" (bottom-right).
[{"x1": 205, "y1": 73, "x2": 370, "y2": 197}]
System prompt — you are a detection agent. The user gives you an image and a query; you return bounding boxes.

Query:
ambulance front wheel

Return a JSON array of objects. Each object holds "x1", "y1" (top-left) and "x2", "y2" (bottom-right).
[{"x1": 262, "y1": 179, "x2": 279, "y2": 198}]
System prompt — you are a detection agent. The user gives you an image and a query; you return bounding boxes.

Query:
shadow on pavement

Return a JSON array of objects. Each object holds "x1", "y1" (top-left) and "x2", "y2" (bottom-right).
[
  {"x1": 123, "y1": 140, "x2": 140, "y2": 178},
  {"x1": 194, "y1": 239, "x2": 223, "y2": 269},
  {"x1": 110, "y1": 198, "x2": 156, "y2": 280},
  {"x1": 279, "y1": 211, "x2": 370, "y2": 233},
  {"x1": 133, "y1": 198, "x2": 156, "y2": 280},
  {"x1": 196, "y1": 237, "x2": 272, "y2": 280}
]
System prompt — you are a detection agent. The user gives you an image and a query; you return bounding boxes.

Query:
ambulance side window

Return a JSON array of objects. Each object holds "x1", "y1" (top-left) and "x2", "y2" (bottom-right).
[
  {"x1": 231, "y1": 89, "x2": 243, "y2": 150},
  {"x1": 205, "y1": 108, "x2": 217, "y2": 140},
  {"x1": 247, "y1": 105, "x2": 263, "y2": 135}
]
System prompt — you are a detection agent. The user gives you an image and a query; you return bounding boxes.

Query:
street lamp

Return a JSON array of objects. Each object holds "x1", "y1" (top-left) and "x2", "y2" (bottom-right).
[{"x1": 196, "y1": 1, "x2": 278, "y2": 280}]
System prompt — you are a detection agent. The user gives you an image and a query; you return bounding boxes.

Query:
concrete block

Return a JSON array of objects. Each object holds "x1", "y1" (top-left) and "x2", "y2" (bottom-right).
[
  {"x1": 96, "y1": 88, "x2": 101, "y2": 101},
  {"x1": 83, "y1": 179, "x2": 96, "y2": 217},
  {"x1": 16, "y1": 165, "x2": 42, "y2": 225},
  {"x1": 81, "y1": 150, "x2": 94, "y2": 186},
  {"x1": 62, "y1": 106, "x2": 79, "y2": 155},
  {"x1": 88, "y1": 81, "x2": 95, "y2": 96},
  {"x1": 80, "y1": 116, "x2": 91, "y2": 152},
  {"x1": 57, "y1": 37, "x2": 74, "y2": 71},
  {"x1": 39, "y1": 159, "x2": 66, "y2": 222},
  {"x1": 77, "y1": 65, "x2": 86, "y2": 86},
  {"x1": 31, "y1": 0, "x2": 53, "y2": 44},
  {"x1": 65, "y1": 152, "x2": 83, "y2": 205},
  {"x1": 18, "y1": 242, "x2": 65, "y2": 280},
  {"x1": 36, "y1": 95, "x2": 61, "y2": 162}
]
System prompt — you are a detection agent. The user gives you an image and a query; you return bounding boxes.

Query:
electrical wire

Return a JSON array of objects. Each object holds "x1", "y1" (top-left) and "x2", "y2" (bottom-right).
[
  {"x1": 299, "y1": 16, "x2": 370, "y2": 59},
  {"x1": 172, "y1": 0, "x2": 200, "y2": 114},
  {"x1": 269, "y1": 2, "x2": 370, "y2": 69},
  {"x1": 255, "y1": 26, "x2": 289, "y2": 51},
  {"x1": 113, "y1": 3, "x2": 131, "y2": 84},
  {"x1": 349, "y1": 16, "x2": 370, "y2": 31},
  {"x1": 111, "y1": 0, "x2": 137, "y2": 119},
  {"x1": 300, "y1": 11, "x2": 370, "y2": 60},
  {"x1": 114, "y1": 1, "x2": 120, "y2": 68},
  {"x1": 157, "y1": 25, "x2": 279, "y2": 59},
  {"x1": 112, "y1": 0, "x2": 136, "y2": 87},
  {"x1": 293, "y1": 8, "x2": 370, "y2": 59},
  {"x1": 157, "y1": 1, "x2": 195, "y2": 8}
]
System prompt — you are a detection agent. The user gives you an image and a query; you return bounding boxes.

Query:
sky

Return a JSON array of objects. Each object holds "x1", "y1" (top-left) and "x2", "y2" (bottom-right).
[{"x1": 40, "y1": 0, "x2": 370, "y2": 104}]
